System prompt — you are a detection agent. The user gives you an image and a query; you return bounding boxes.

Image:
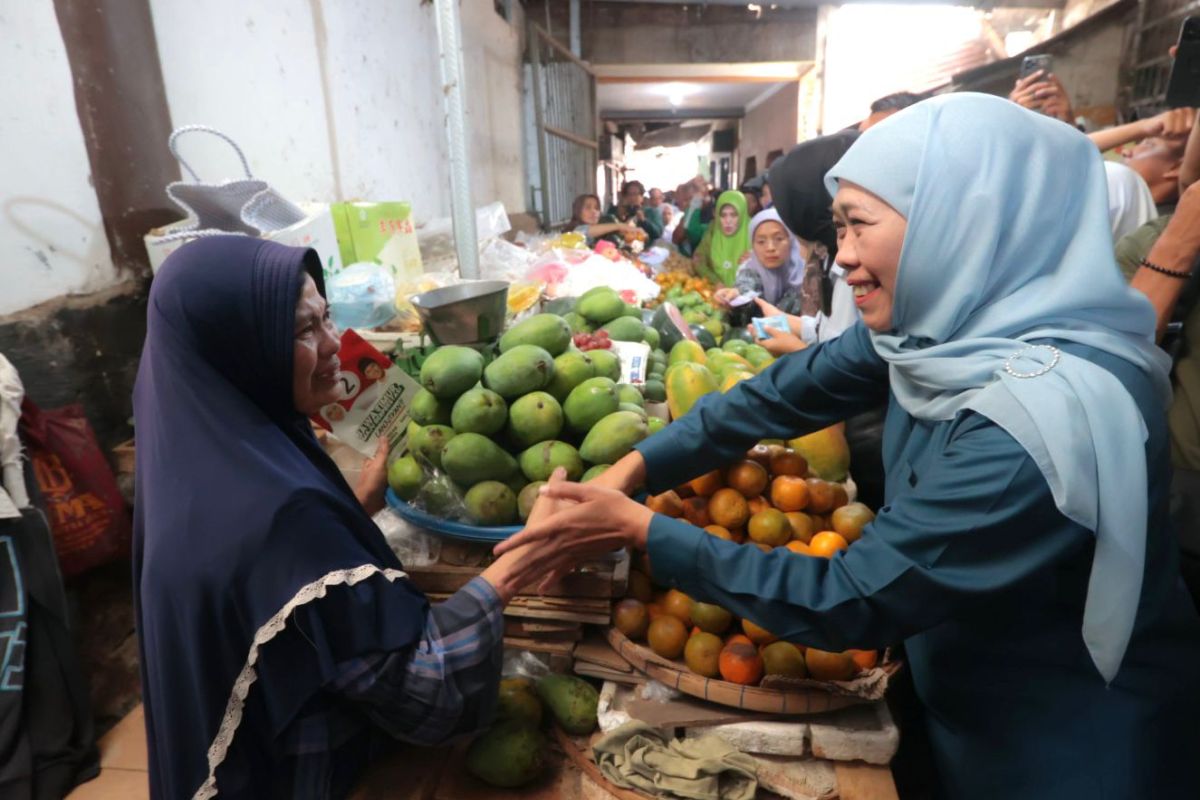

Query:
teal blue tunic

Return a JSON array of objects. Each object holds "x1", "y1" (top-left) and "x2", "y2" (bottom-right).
[{"x1": 635, "y1": 322, "x2": 1200, "y2": 799}]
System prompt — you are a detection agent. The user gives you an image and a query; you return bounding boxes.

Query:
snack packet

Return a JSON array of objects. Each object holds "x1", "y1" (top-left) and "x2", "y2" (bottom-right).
[{"x1": 310, "y1": 329, "x2": 420, "y2": 456}]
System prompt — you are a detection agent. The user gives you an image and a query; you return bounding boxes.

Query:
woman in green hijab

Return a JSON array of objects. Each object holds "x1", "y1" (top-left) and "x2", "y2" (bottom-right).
[{"x1": 693, "y1": 190, "x2": 750, "y2": 287}]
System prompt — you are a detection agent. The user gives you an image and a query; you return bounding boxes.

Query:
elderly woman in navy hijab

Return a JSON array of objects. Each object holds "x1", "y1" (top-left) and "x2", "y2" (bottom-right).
[
  {"x1": 133, "y1": 237, "x2": 560, "y2": 799},
  {"x1": 497, "y1": 94, "x2": 1200, "y2": 798}
]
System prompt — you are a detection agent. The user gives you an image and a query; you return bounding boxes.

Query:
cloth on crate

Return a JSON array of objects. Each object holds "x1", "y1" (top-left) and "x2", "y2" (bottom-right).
[
  {"x1": 735, "y1": 208, "x2": 805, "y2": 307},
  {"x1": 824, "y1": 91, "x2": 1173, "y2": 684},
  {"x1": 593, "y1": 722, "x2": 757, "y2": 800},
  {"x1": 1104, "y1": 160, "x2": 1158, "y2": 243},
  {"x1": 133, "y1": 237, "x2": 430, "y2": 799}
]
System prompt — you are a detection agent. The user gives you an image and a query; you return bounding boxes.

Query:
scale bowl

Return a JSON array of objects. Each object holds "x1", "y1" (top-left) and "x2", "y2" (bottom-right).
[{"x1": 410, "y1": 280, "x2": 509, "y2": 345}]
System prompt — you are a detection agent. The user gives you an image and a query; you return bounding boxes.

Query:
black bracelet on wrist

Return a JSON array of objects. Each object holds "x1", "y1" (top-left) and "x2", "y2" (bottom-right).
[{"x1": 1139, "y1": 257, "x2": 1193, "y2": 279}]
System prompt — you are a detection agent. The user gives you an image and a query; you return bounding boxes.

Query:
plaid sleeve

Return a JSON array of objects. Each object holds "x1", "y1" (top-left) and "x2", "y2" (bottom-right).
[{"x1": 332, "y1": 577, "x2": 505, "y2": 746}]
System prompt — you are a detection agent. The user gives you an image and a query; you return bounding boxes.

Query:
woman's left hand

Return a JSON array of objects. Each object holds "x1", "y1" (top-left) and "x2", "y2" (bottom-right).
[
  {"x1": 494, "y1": 482, "x2": 654, "y2": 594},
  {"x1": 355, "y1": 437, "x2": 390, "y2": 516},
  {"x1": 714, "y1": 287, "x2": 739, "y2": 307}
]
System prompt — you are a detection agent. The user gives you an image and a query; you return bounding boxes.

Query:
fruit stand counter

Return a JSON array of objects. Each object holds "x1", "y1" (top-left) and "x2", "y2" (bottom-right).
[{"x1": 349, "y1": 733, "x2": 900, "y2": 800}]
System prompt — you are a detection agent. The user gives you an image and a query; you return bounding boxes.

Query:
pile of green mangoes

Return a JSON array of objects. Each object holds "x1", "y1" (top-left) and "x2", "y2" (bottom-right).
[
  {"x1": 388, "y1": 288, "x2": 672, "y2": 526},
  {"x1": 465, "y1": 674, "x2": 598, "y2": 788}
]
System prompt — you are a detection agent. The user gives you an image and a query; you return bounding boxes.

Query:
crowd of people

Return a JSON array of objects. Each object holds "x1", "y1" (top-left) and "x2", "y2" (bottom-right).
[{"x1": 134, "y1": 61, "x2": 1200, "y2": 799}]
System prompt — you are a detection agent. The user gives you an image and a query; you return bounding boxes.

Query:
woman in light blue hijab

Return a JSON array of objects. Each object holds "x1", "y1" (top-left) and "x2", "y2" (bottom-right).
[{"x1": 500, "y1": 94, "x2": 1200, "y2": 798}]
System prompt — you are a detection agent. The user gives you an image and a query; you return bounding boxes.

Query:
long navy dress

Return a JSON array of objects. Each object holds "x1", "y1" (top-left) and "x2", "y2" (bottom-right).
[{"x1": 635, "y1": 322, "x2": 1200, "y2": 799}]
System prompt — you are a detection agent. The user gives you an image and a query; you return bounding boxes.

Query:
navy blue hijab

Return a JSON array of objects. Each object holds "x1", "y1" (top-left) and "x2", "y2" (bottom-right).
[{"x1": 132, "y1": 237, "x2": 426, "y2": 799}]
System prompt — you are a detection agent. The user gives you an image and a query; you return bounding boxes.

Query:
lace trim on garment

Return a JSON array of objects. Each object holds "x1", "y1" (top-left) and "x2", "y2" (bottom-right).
[{"x1": 192, "y1": 565, "x2": 409, "y2": 800}]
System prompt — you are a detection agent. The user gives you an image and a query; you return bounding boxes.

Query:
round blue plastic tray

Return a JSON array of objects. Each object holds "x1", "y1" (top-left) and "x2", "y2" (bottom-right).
[{"x1": 385, "y1": 488, "x2": 521, "y2": 543}]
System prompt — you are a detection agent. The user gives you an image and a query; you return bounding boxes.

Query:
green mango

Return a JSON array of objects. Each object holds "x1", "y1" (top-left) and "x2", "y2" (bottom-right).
[
  {"x1": 440, "y1": 433, "x2": 518, "y2": 486},
  {"x1": 562, "y1": 311, "x2": 592, "y2": 334},
  {"x1": 582, "y1": 464, "x2": 610, "y2": 482},
  {"x1": 419, "y1": 345, "x2": 485, "y2": 400},
  {"x1": 517, "y1": 481, "x2": 546, "y2": 521},
  {"x1": 621, "y1": 303, "x2": 643, "y2": 319},
  {"x1": 536, "y1": 674, "x2": 599, "y2": 735},
  {"x1": 616, "y1": 384, "x2": 645, "y2": 408},
  {"x1": 483, "y1": 344, "x2": 555, "y2": 399},
  {"x1": 618, "y1": 402, "x2": 648, "y2": 419},
  {"x1": 579, "y1": 411, "x2": 649, "y2": 465},
  {"x1": 410, "y1": 425, "x2": 456, "y2": 468},
  {"x1": 642, "y1": 379, "x2": 666, "y2": 403},
  {"x1": 499, "y1": 313, "x2": 572, "y2": 357},
  {"x1": 518, "y1": 440, "x2": 584, "y2": 482},
  {"x1": 410, "y1": 388, "x2": 452, "y2": 426},
  {"x1": 386, "y1": 455, "x2": 422, "y2": 501},
  {"x1": 451, "y1": 388, "x2": 508, "y2": 435},
  {"x1": 563, "y1": 377, "x2": 619, "y2": 434},
  {"x1": 506, "y1": 391, "x2": 563, "y2": 448},
  {"x1": 465, "y1": 721, "x2": 547, "y2": 789},
  {"x1": 599, "y1": 316, "x2": 646, "y2": 343},
  {"x1": 496, "y1": 677, "x2": 543, "y2": 727},
  {"x1": 463, "y1": 481, "x2": 517, "y2": 526},
  {"x1": 546, "y1": 351, "x2": 596, "y2": 402},
  {"x1": 577, "y1": 289, "x2": 625, "y2": 325},
  {"x1": 646, "y1": 416, "x2": 667, "y2": 435},
  {"x1": 642, "y1": 326, "x2": 661, "y2": 349},
  {"x1": 588, "y1": 349, "x2": 622, "y2": 381}
]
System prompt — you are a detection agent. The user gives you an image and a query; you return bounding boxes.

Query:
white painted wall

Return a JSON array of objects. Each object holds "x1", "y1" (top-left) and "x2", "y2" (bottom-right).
[
  {"x1": 147, "y1": 0, "x2": 526, "y2": 221},
  {"x1": 1, "y1": 0, "x2": 529, "y2": 316},
  {"x1": 0, "y1": 4, "x2": 117, "y2": 315}
]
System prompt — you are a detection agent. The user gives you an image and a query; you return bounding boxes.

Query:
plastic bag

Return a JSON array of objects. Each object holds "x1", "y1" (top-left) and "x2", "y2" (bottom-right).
[
  {"x1": 417, "y1": 201, "x2": 512, "y2": 272},
  {"x1": 18, "y1": 400, "x2": 131, "y2": 579},
  {"x1": 478, "y1": 237, "x2": 537, "y2": 284},
  {"x1": 373, "y1": 507, "x2": 442, "y2": 567},
  {"x1": 502, "y1": 649, "x2": 552, "y2": 681},
  {"x1": 326, "y1": 263, "x2": 397, "y2": 330}
]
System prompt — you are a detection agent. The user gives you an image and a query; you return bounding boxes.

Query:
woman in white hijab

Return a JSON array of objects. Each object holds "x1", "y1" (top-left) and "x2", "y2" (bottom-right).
[{"x1": 500, "y1": 94, "x2": 1200, "y2": 798}]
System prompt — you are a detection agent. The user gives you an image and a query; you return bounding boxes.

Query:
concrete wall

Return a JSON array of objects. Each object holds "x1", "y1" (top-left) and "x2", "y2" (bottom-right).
[
  {"x1": 739, "y1": 83, "x2": 800, "y2": 181},
  {"x1": 1, "y1": 4, "x2": 118, "y2": 315},
  {"x1": 1, "y1": 0, "x2": 528, "y2": 318},
  {"x1": 533, "y1": 2, "x2": 818, "y2": 65}
]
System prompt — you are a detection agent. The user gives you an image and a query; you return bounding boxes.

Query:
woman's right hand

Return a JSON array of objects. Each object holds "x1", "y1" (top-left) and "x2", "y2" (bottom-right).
[
  {"x1": 714, "y1": 287, "x2": 739, "y2": 307},
  {"x1": 757, "y1": 327, "x2": 808, "y2": 355}
]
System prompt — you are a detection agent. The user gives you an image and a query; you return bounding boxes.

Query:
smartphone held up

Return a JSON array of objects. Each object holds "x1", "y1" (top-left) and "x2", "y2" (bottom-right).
[{"x1": 1166, "y1": 16, "x2": 1200, "y2": 109}]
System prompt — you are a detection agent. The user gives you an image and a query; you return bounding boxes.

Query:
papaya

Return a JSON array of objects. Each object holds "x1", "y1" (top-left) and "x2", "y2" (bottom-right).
[
  {"x1": 720, "y1": 370, "x2": 756, "y2": 393},
  {"x1": 564, "y1": 377, "x2": 619, "y2": 434},
  {"x1": 546, "y1": 351, "x2": 595, "y2": 402},
  {"x1": 465, "y1": 721, "x2": 547, "y2": 788},
  {"x1": 519, "y1": 440, "x2": 584, "y2": 482},
  {"x1": 499, "y1": 313, "x2": 572, "y2": 356},
  {"x1": 722, "y1": 339, "x2": 750, "y2": 356},
  {"x1": 410, "y1": 388, "x2": 453, "y2": 426},
  {"x1": 440, "y1": 433, "x2": 519, "y2": 486},
  {"x1": 665, "y1": 362, "x2": 718, "y2": 419},
  {"x1": 577, "y1": 288, "x2": 626, "y2": 325},
  {"x1": 788, "y1": 425, "x2": 851, "y2": 482},
  {"x1": 483, "y1": 344, "x2": 555, "y2": 399},
  {"x1": 600, "y1": 316, "x2": 646, "y2": 343},
  {"x1": 579, "y1": 411, "x2": 649, "y2": 465},
  {"x1": 668, "y1": 339, "x2": 707, "y2": 367},
  {"x1": 420, "y1": 345, "x2": 485, "y2": 400},
  {"x1": 707, "y1": 352, "x2": 754, "y2": 378},
  {"x1": 451, "y1": 388, "x2": 508, "y2": 435},
  {"x1": 588, "y1": 349, "x2": 622, "y2": 381},
  {"x1": 464, "y1": 481, "x2": 518, "y2": 526},
  {"x1": 506, "y1": 391, "x2": 563, "y2": 448},
  {"x1": 536, "y1": 674, "x2": 599, "y2": 735},
  {"x1": 743, "y1": 344, "x2": 776, "y2": 369}
]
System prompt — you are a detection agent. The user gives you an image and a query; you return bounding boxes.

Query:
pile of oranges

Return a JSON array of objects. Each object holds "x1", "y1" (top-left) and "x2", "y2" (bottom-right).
[
  {"x1": 612, "y1": 442, "x2": 880, "y2": 686},
  {"x1": 650, "y1": 270, "x2": 717, "y2": 305}
]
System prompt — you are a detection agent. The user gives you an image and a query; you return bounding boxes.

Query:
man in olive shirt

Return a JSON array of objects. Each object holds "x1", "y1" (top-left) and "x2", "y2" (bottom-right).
[{"x1": 1116, "y1": 179, "x2": 1200, "y2": 609}]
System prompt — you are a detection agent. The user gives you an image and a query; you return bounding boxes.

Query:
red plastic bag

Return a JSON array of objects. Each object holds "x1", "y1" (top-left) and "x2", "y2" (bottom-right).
[{"x1": 18, "y1": 399, "x2": 131, "y2": 578}]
